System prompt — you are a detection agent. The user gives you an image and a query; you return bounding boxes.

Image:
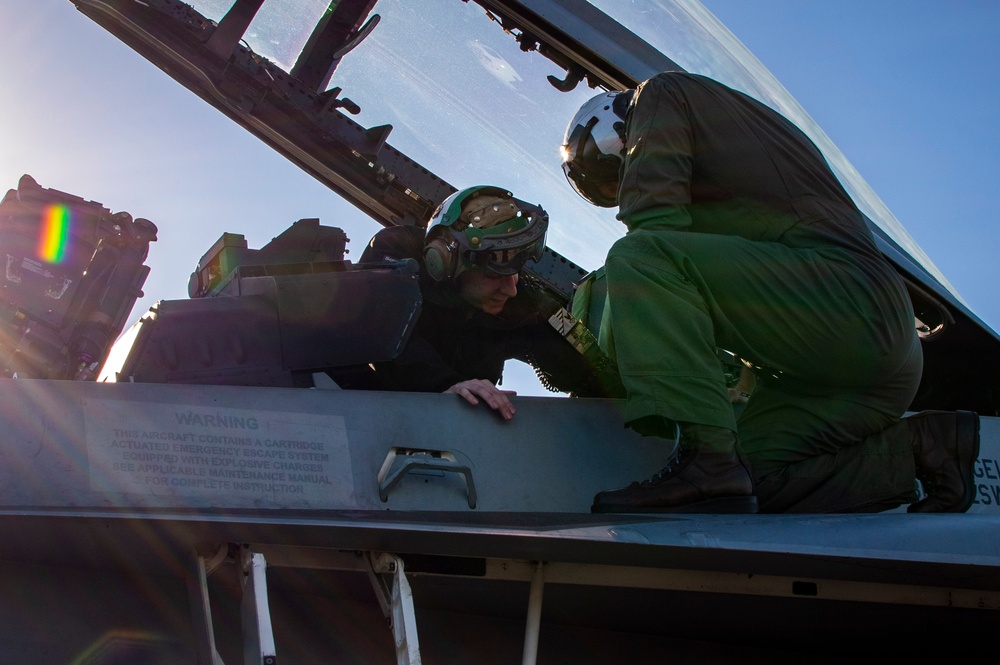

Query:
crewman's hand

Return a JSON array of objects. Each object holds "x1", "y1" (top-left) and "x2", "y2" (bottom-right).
[
  {"x1": 728, "y1": 365, "x2": 757, "y2": 404},
  {"x1": 444, "y1": 379, "x2": 517, "y2": 420}
]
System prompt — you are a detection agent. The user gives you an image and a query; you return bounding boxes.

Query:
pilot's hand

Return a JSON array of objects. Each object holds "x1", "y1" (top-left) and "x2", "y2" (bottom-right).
[{"x1": 444, "y1": 379, "x2": 517, "y2": 420}]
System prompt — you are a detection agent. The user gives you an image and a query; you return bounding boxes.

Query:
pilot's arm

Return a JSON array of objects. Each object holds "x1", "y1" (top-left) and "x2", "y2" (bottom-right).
[{"x1": 360, "y1": 227, "x2": 517, "y2": 419}]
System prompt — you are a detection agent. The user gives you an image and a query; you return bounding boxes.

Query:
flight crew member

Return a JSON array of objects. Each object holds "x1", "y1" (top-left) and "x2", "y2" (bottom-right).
[
  {"x1": 360, "y1": 185, "x2": 622, "y2": 418},
  {"x1": 560, "y1": 71, "x2": 979, "y2": 514}
]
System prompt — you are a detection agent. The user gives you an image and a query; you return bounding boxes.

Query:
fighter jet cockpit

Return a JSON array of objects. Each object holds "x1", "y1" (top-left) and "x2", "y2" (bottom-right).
[
  {"x1": 2, "y1": 0, "x2": 992, "y2": 416},
  {"x1": 2, "y1": 3, "x2": 1000, "y2": 663}
]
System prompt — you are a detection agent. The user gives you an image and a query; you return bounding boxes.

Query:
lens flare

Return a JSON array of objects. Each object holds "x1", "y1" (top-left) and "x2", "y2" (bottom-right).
[{"x1": 38, "y1": 203, "x2": 70, "y2": 263}]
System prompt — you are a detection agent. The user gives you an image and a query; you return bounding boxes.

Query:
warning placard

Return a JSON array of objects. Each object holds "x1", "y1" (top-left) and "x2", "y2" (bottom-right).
[
  {"x1": 972, "y1": 456, "x2": 1000, "y2": 508},
  {"x1": 83, "y1": 398, "x2": 354, "y2": 505}
]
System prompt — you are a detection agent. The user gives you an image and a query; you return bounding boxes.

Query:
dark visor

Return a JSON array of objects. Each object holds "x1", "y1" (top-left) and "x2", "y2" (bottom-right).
[{"x1": 467, "y1": 234, "x2": 546, "y2": 275}]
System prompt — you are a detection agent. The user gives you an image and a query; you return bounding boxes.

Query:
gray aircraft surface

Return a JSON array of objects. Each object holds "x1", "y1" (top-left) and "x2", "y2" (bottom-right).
[{"x1": 1, "y1": 1, "x2": 999, "y2": 663}]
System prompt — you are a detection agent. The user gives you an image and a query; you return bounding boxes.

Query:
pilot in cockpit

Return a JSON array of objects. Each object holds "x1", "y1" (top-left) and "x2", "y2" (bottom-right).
[{"x1": 360, "y1": 184, "x2": 623, "y2": 418}]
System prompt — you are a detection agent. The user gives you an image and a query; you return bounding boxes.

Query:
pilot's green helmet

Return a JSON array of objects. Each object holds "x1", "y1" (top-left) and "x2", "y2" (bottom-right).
[{"x1": 423, "y1": 185, "x2": 548, "y2": 282}]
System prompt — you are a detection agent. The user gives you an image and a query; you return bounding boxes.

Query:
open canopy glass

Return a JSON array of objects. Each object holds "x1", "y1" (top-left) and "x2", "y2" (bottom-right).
[{"x1": 184, "y1": 0, "x2": 953, "y2": 297}]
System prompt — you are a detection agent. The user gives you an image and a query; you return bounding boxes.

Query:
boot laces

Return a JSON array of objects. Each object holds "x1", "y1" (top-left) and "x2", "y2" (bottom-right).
[
  {"x1": 637, "y1": 422, "x2": 684, "y2": 487},
  {"x1": 640, "y1": 445, "x2": 689, "y2": 487},
  {"x1": 914, "y1": 455, "x2": 955, "y2": 493}
]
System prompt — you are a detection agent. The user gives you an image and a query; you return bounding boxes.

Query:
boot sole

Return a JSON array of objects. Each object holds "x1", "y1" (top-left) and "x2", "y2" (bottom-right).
[{"x1": 592, "y1": 495, "x2": 758, "y2": 515}]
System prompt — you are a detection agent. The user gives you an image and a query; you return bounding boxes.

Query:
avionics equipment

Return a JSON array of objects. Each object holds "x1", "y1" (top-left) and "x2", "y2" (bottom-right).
[
  {"x1": 100, "y1": 218, "x2": 422, "y2": 388},
  {"x1": 0, "y1": 175, "x2": 156, "y2": 380}
]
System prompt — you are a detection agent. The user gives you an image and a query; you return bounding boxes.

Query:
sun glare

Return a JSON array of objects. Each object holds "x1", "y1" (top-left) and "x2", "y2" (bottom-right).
[{"x1": 38, "y1": 203, "x2": 71, "y2": 263}]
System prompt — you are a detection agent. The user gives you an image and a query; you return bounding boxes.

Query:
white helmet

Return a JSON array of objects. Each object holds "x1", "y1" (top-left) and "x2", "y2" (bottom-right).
[{"x1": 560, "y1": 90, "x2": 633, "y2": 207}]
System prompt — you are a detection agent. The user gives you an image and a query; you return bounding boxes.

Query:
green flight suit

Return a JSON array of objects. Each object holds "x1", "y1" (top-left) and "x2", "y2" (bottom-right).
[{"x1": 605, "y1": 72, "x2": 922, "y2": 512}]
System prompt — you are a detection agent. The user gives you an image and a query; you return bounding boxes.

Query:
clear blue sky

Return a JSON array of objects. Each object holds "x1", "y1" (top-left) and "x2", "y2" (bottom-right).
[
  {"x1": 1, "y1": 0, "x2": 997, "y2": 393},
  {"x1": 701, "y1": 0, "x2": 999, "y2": 335}
]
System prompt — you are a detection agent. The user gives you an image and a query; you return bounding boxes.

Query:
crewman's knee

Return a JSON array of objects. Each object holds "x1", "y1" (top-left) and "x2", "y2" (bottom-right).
[
  {"x1": 609, "y1": 230, "x2": 647, "y2": 259},
  {"x1": 607, "y1": 230, "x2": 687, "y2": 274}
]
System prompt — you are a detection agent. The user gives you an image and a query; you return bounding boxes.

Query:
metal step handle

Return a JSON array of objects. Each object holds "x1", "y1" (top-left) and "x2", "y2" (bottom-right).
[{"x1": 377, "y1": 447, "x2": 477, "y2": 509}]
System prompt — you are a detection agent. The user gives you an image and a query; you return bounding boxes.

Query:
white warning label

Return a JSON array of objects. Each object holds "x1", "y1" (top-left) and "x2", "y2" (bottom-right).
[
  {"x1": 83, "y1": 399, "x2": 354, "y2": 504},
  {"x1": 972, "y1": 456, "x2": 1000, "y2": 508}
]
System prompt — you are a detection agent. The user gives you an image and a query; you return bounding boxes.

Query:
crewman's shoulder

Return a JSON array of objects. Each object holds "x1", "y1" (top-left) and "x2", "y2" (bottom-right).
[{"x1": 645, "y1": 71, "x2": 724, "y2": 92}]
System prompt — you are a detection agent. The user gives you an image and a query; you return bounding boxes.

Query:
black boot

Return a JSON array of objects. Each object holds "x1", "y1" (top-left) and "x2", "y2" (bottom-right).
[
  {"x1": 592, "y1": 424, "x2": 757, "y2": 514},
  {"x1": 906, "y1": 410, "x2": 980, "y2": 513}
]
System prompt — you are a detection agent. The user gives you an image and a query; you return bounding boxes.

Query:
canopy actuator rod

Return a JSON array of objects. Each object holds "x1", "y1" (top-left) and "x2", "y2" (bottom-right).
[
  {"x1": 205, "y1": 0, "x2": 265, "y2": 60},
  {"x1": 291, "y1": 0, "x2": 379, "y2": 93}
]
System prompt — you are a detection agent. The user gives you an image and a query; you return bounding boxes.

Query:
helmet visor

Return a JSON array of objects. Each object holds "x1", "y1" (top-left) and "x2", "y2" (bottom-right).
[
  {"x1": 468, "y1": 233, "x2": 546, "y2": 275},
  {"x1": 561, "y1": 119, "x2": 621, "y2": 208},
  {"x1": 561, "y1": 158, "x2": 620, "y2": 208}
]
